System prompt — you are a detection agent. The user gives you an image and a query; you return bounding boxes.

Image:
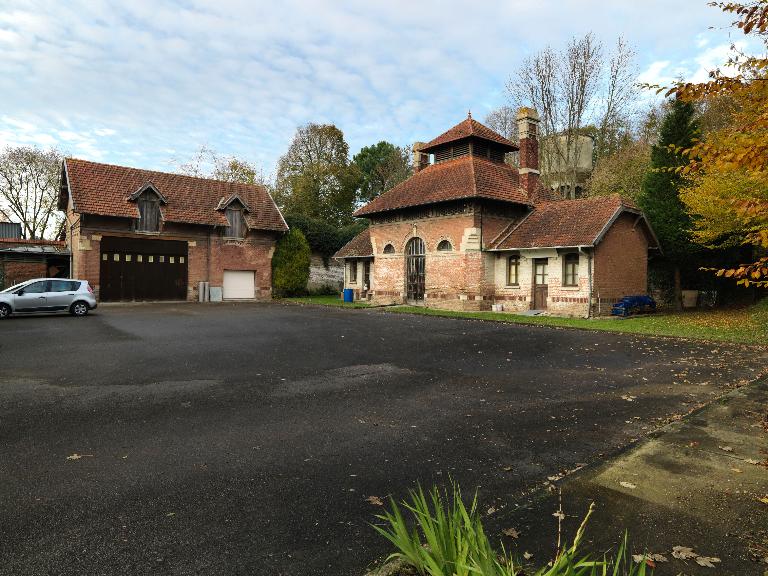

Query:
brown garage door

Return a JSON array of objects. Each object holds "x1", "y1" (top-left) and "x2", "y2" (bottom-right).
[{"x1": 99, "y1": 236, "x2": 188, "y2": 301}]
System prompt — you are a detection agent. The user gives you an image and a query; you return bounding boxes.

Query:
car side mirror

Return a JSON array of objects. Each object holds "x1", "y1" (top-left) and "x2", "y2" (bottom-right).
[{"x1": 15, "y1": 289, "x2": 25, "y2": 295}]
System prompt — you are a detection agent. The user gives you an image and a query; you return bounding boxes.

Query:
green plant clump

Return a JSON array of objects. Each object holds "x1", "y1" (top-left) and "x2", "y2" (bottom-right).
[
  {"x1": 373, "y1": 482, "x2": 652, "y2": 576},
  {"x1": 271, "y1": 228, "x2": 311, "y2": 298}
]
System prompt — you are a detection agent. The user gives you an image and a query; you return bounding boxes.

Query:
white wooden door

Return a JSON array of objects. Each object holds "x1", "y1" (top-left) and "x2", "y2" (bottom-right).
[{"x1": 222, "y1": 270, "x2": 255, "y2": 300}]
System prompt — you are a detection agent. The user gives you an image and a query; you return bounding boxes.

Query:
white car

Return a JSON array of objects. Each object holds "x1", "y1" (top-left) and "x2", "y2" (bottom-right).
[{"x1": 0, "y1": 278, "x2": 98, "y2": 318}]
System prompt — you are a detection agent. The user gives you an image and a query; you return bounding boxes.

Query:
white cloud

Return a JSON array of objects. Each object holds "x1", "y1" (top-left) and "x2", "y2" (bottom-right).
[
  {"x1": 637, "y1": 61, "x2": 672, "y2": 86},
  {"x1": 0, "y1": 0, "x2": 758, "y2": 173},
  {"x1": 637, "y1": 40, "x2": 755, "y2": 90}
]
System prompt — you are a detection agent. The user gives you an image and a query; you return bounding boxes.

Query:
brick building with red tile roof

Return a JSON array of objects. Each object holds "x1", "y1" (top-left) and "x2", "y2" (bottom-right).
[
  {"x1": 335, "y1": 108, "x2": 658, "y2": 316},
  {"x1": 58, "y1": 159, "x2": 287, "y2": 302}
]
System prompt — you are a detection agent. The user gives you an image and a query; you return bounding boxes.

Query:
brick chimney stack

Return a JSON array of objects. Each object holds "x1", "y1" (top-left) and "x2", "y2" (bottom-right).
[
  {"x1": 412, "y1": 142, "x2": 429, "y2": 172},
  {"x1": 516, "y1": 107, "x2": 541, "y2": 201}
]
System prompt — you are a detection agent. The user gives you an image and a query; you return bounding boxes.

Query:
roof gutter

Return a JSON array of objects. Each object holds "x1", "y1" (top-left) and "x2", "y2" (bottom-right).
[{"x1": 485, "y1": 244, "x2": 593, "y2": 252}]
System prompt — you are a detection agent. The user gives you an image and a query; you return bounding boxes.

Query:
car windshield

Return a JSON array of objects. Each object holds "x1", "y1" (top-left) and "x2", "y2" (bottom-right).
[{"x1": 0, "y1": 281, "x2": 31, "y2": 294}]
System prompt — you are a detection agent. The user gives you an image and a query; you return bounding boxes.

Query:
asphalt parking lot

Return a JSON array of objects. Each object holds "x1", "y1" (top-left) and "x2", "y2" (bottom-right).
[{"x1": 0, "y1": 302, "x2": 763, "y2": 576}]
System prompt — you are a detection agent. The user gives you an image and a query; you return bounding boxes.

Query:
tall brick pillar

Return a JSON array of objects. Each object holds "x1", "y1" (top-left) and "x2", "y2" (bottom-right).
[
  {"x1": 516, "y1": 107, "x2": 542, "y2": 202},
  {"x1": 412, "y1": 142, "x2": 429, "y2": 172}
]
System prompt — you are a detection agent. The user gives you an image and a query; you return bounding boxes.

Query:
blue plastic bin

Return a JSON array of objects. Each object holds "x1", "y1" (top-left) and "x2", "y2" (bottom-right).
[{"x1": 342, "y1": 288, "x2": 354, "y2": 303}]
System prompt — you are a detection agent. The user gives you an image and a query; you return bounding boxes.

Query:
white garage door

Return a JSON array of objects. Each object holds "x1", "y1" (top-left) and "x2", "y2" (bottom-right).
[{"x1": 222, "y1": 270, "x2": 256, "y2": 300}]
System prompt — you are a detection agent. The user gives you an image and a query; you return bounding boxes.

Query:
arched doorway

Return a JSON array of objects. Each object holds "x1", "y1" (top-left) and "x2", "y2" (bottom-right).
[{"x1": 405, "y1": 237, "x2": 425, "y2": 301}]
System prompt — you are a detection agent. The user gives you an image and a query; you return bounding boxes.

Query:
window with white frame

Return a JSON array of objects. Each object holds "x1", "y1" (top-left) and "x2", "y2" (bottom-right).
[
  {"x1": 563, "y1": 253, "x2": 579, "y2": 286},
  {"x1": 507, "y1": 255, "x2": 520, "y2": 286}
]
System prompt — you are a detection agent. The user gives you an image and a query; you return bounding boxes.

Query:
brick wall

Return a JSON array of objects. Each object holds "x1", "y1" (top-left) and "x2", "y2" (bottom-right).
[
  {"x1": 593, "y1": 213, "x2": 649, "y2": 313},
  {"x1": 358, "y1": 213, "x2": 506, "y2": 309},
  {"x1": 337, "y1": 205, "x2": 648, "y2": 317},
  {"x1": 491, "y1": 249, "x2": 591, "y2": 316},
  {"x1": 69, "y1": 211, "x2": 279, "y2": 301},
  {"x1": 0, "y1": 260, "x2": 47, "y2": 287}
]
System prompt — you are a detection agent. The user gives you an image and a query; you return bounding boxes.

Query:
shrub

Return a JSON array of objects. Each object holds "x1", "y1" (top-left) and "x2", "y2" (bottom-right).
[
  {"x1": 272, "y1": 228, "x2": 311, "y2": 298},
  {"x1": 372, "y1": 482, "x2": 651, "y2": 576},
  {"x1": 373, "y1": 483, "x2": 516, "y2": 576}
]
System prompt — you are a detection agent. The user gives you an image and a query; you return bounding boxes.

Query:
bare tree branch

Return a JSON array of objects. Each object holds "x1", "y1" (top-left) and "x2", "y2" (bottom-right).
[
  {"x1": 506, "y1": 33, "x2": 640, "y2": 198},
  {"x1": 0, "y1": 146, "x2": 62, "y2": 239}
]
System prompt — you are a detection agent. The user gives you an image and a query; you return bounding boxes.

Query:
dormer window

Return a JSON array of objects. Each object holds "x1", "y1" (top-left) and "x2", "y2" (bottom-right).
[
  {"x1": 137, "y1": 192, "x2": 161, "y2": 232},
  {"x1": 224, "y1": 206, "x2": 246, "y2": 239},
  {"x1": 129, "y1": 182, "x2": 167, "y2": 233},
  {"x1": 217, "y1": 194, "x2": 251, "y2": 239}
]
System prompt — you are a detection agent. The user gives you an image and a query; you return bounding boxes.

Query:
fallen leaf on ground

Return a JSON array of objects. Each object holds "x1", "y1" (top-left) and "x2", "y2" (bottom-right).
[
  {"x1": 731, "y1": 467, "x2": 743, "y2": 473},
  {"x1": 620, "y1": 481, "x2": 637, "y2": 489},
  {"x1": 621, "y1": 395, "x2": 637, "y2": 402},
  {"x1": 719, "y1": 445, "x2": 734, "y2": 452},
  {"x1": 757, "y1": 495, "x2": 768, "y2": 505},
  {"x1": 366, "y1": 496, "x2": 384, "y2": 506},
  {"x1": 672, "y1": 546, "x2": 698, "y2": 560},
  {"x1": 649, "y1": 553, "x2": 668, "y2": 562},
  {"x1": 65, "y1": 453, "x2": 93, "y2": 460},
  {"x1": 552, "y1": 511, "x2": 565, "y2": 521},
  {"x1": 502, "y1": 528, "x2": 520, "y2": 539},
  {"x1": 695, "y1": 556, "x2": 721, "y2": 567},
  {"x1": 486, "y1": 506, "x2": 497, "y2": 515},
  {"x1": 745, "y1": 458, "x2": 760, "y2": 465},
  {"x1": 523, "y1": 551, "x2": 533, "y2": 560}
]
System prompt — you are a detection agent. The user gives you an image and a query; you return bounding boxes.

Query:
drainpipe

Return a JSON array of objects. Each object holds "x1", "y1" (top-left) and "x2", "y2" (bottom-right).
[{"x1": 579, "y1": 246, "x2": 592, "y2": 318}]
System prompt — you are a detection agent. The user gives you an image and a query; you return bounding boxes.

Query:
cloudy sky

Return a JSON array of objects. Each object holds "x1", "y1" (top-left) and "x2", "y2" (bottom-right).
[{"x1": 0, "y1": 0, "x2": 758, "y2": 175}]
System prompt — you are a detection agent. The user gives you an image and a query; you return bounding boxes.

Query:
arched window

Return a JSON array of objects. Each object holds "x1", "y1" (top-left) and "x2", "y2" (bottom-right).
[
  {"x1": 405, "y1": 237, "x2": 425, "y2": 301},
  {"x1": 136, "y1": 192, "x2": 161, "y2": 232},
  {"x1": 382, "y1": 243, "x2": 395, "y2": 254},
  {"x1": 436, "y1": 240, "x2": 453, "y2": 252}
]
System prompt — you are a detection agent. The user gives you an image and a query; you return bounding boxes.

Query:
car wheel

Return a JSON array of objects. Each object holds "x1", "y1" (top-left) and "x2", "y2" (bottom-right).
[
  {"x1": 0, "y1": 303, "x2": 10, "y2": 319},
  {"x1": 70, "y1": 301, "x2": 89, "y2": 317}
]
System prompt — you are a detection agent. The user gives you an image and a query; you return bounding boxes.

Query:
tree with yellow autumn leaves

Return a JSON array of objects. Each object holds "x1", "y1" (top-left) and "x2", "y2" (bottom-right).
[{"x1": 665, "y1": 2, "x2": 768, "y2": 288}]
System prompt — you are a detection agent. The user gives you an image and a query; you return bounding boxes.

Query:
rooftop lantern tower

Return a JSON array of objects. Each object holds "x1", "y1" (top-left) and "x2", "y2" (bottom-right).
[{"x1": 417, "y1": 111, "x2": 518, "y2": 167}]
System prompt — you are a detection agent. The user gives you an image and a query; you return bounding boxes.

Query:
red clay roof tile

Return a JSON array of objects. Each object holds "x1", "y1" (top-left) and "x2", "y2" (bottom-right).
[
  {"x1": 354, "y1": 156, "x2": 528, "y2": 217},
  {"x1": 0, "y1": 238, "x2": 66, "y2": 246},
  {"x1": 333, "y1": 228, "x2": 372, "y2": 258},
  {"x1": 62, "y1": 158, "x2": 287, "y2": 232},
  {"x1": 491, "y1": 195, "x2": 655, "y2": 249},
  {"x1": 421, "y1": 117, "x2": 517, "y2": 152}
]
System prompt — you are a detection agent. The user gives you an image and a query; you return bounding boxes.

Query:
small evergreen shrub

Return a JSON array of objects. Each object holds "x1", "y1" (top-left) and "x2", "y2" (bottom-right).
[{"x1": 272, "y1": 229, "x2": 311, "y2": 298}]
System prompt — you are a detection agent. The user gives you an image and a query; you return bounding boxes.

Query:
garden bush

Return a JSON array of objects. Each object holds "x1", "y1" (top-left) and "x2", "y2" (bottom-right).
[{"x1": 272, "y1": 228, "x2": 311, "y2": 298}]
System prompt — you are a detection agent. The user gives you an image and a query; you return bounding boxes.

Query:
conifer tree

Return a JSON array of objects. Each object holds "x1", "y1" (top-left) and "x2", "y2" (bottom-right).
[{"x1": 638, "y1": 98, "x2": 700, "y2": 309}]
